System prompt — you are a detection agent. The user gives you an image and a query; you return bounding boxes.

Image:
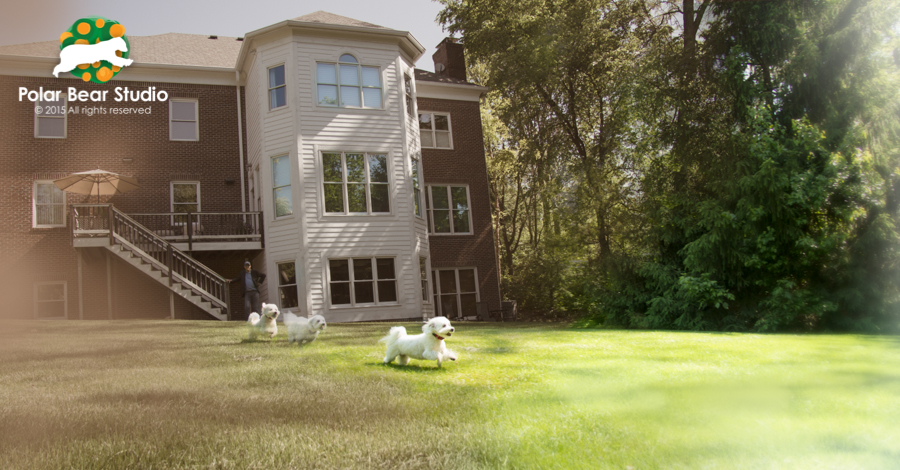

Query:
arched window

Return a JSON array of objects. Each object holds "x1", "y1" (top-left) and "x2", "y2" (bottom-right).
[{"x1": 317, "y1": 54, "x2": 383, "y2": 108}]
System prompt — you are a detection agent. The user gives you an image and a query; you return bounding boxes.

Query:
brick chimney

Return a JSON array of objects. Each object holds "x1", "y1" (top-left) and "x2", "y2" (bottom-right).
[{"x1": 432, "y1": 37, "x2": 467, "y2": 81}]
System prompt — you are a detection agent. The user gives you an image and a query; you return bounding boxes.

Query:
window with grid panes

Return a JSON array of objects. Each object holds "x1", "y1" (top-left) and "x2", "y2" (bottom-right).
[
  {"x1": 322, "y1": 152, "x2": 389, "y2": 214},
  {"x1": 328, "y1": 258, "x2": 397, "y2": 306},
  {"x1": 316, "y1": 55, "x2": 382, "y2": 108}
]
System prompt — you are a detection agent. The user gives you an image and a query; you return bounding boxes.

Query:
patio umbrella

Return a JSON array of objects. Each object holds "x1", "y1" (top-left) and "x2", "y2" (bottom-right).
[{"x1": 53, "y1": 169, "x2": 139, "y2": 203}]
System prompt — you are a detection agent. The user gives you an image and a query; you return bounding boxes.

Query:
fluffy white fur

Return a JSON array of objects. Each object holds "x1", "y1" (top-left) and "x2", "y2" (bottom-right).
[
  {"x1": 246, "y1": 303, "x2": 280, "y2": 340},
  {"x1": 380, "y1": 316, "x2": 458, "y2": 368},
  {"x1": 53, "y1": 37, "x2": 133, "y2": 77},
  {"x1": 284, "y1": 311, "x2": 327, "y2": 345}
]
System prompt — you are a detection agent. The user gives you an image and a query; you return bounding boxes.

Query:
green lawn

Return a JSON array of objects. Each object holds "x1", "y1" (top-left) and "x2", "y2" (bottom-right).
[{"x1": 0, "y1": 320, "x2": 898, "y2": 469}]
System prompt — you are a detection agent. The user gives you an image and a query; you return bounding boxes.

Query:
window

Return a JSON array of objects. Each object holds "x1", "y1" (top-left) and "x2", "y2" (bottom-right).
[
  {"x1": 272, "y1": 155, "x2": 293, "y2": 217},
  {"x1": 432, "y1": 268, "x2": 478, "y2": 319},
  {"x1": 35, "y1": 96, "x2": 66, "y2": 138},
  {"x1": 268, "y1": 64, "x2": 286, "y2": 110},
  {"x1": 277, "y1": 262, "x2": 299, "y2": 310},
  {"x1": 419, "y1": 112, "x2": 451, "y2": 149},
  {"x1": 404, "y1": 74, "x2": 414, "y2": 116},
  {"x1": 322, "y1": 152, "x2": 389, "y2": 215},
  {"x1": 169, "y1": 99, "x2": 198, "y2": 141},
  {"x1": 411, "y1": 156, "x2": 423, "y2": 218},
  {"x1": 426, "y1": 186, "x2": 471, "y2": 234},
  {"x1": 328, "y1": 258, "x2": 398, "y2": 306},
  {"x1": 171, "y1": 182, "x2": 199, "y2": 225},
  {"x1": 420, "y1": 257, "x2": 429, "y2": 302},
  {"x1": 316, "y1": 54, "x2": 382, "y2": 108},
  {"x1": 34, "y1": 281, "x2": 67, "y2": 319},
  {"x1": 33, "y1": 181, "x2": 66, "y2": 228}
]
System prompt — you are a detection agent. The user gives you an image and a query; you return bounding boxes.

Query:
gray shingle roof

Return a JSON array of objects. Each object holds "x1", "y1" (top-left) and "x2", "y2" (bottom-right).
[
  {"x1": 0, "y1": 33, "x2": 243, "y2": 68},
  {"x1": 414, "y1": 69, "x2": 479, "y2": 87},
  {"x1": 0, "y1": 12, "x2": 399, "y2": 69},
  {"x1": 292, "y1": 11, "x2": 388, "y2": 30}
]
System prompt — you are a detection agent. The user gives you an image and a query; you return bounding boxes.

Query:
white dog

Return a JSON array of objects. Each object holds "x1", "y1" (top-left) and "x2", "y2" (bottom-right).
[
  {"x1": 284, "y1": 311, "x2": 327, "y2": 345},
  {"x1": 246, "y1": 303, "x2": 280, "y2": 340},
  {"x1": 380, "y1": 316, "x2": 458, "y2": 368},
  {"x1": 53, "y1": 36, "x2": 133, "y2": 77}
]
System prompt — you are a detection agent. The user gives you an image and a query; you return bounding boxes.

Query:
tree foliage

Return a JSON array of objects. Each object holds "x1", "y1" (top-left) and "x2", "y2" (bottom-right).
[{"x1": 440, "y1": 0, "x2": 900, "y2": 331}]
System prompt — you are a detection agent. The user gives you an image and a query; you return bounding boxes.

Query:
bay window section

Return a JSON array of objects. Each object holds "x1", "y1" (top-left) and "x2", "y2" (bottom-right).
[
  {"x1": 316, "y1": 54, "x2": 382, "y2": 108},
  {"x1": 329, "y1": 258, "x2": 398, "y2": 306},
  {"x1": 272, "y1": 155, "x2": 293, "y2": 217},
  {"x1": 322, "y1": 152, "x2": 390, "y2": 215}
]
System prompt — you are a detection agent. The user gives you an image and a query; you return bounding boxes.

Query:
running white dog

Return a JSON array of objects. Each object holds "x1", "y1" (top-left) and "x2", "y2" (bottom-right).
[
  {"x1": 53, "y1": 36, "x2": 133, "y2": 77},
  {"x1": 284, "y1": 311, "x2": 327, "y2": 345},
  {"x1": 246, "y1": 303, "x2": 280, "y2": 340},
  {"x1": 380, "y1": 316, "x2": 458, "y2": 368}
]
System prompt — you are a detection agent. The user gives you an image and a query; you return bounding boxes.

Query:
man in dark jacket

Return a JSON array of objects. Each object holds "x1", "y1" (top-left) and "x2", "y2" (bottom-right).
[{"x1": 230, "y1": 261, "x2": 266, "y2": 318}]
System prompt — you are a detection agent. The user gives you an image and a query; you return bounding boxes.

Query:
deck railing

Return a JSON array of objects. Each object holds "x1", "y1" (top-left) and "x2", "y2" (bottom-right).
[
  {"x1": 127, "y1": 211, "x2": 263, "y2": 251},
  {"x1": 71, "y1": 204, "x2": 231, "y2": 317}
]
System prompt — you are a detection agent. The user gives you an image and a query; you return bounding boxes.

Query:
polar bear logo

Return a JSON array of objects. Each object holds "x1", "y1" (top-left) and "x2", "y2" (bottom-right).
[{"x1": 53, "y1": 36, "x2": 133, "y2": 78}]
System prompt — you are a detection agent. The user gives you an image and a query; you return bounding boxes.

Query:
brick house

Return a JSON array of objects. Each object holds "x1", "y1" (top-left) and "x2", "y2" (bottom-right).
[{"x1": 0, "y1": 12, "x2": 500, "y2": 322}]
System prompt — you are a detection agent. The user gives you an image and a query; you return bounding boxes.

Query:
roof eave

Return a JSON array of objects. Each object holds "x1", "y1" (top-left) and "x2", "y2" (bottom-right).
[{"x1": 236, "y1": 19, "x2": 426, "y2": 73}]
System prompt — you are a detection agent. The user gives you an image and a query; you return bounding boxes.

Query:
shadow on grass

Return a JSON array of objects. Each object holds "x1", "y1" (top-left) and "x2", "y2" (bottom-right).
[{"x1": 366, "y1": 361, "x2": 452, "y2": 373}]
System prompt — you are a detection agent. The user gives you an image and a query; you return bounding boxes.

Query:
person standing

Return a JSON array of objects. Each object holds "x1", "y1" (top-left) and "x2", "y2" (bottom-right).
[{"x1": 231, "y1": 261, "x2": 266, "y2": 318}]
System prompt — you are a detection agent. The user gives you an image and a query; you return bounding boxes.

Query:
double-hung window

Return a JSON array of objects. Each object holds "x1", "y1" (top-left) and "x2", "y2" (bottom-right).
[
  {"x1": 316, "y1": 55, "x2": 382, "y2": 108},
  {"x1": 272, "y1": 155, "x2": 293, "y2": 217},
  {"x1": 426, "y1": 185, "x2": 471, "y2": 234},
  {"x1": 35, "y1": 96, "x2": 66, "y2": 138},
  {"x1": 268, "y1": 64, "x2": 286, "y2": 109},
  {"x1": 322, "y1": 152, "x2": 389, "y2": 214},
  {"x1": 404, "y1": 74, "x2": 414, "y2": 116},
  {"x1": 169, "y1": 99, "x2": 199, "y2": 141},
  {"x1": 277, "y1": 262, "x2": 299, "y2": 310},
  {"x1": 171, "y1": 181, "x2": 199, "y2": 225},
  {"x1": 33, "y1": 181, "x2": 66, "y2": 228},
  {"x1": 411, "y1": 156, "x2": 422, "y2": 217},
  {"x1": 34, "y1": 281, "x2": 67, "y2": 319},
  {"x1": 419, "y1": 112, "x2": 451, "y2": 149},
  {"x1": 420, "y1": 257, "x2": 429, "y2": 302},
  {"x1": 328, "y1": 258, "x2": 398, "y2": 306}
]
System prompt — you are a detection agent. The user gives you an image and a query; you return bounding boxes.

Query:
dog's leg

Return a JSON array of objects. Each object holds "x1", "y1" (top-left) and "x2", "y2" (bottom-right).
[
  {"x1": 384, "y1": 346, "x2": 398, "y2": 364},
  {"x1": 397, "y1": 355, "x2": 410, "y2": 366}
]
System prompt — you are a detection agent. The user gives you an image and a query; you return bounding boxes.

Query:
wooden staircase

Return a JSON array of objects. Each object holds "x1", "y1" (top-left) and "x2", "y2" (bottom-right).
[{"x1": 71, "y1": 204, "x2": 231, "y2": 320}]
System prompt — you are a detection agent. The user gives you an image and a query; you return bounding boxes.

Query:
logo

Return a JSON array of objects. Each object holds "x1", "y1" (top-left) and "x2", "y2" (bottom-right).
[{"x1": 53, "y1": 17, "x2": 133, "y2": 83}]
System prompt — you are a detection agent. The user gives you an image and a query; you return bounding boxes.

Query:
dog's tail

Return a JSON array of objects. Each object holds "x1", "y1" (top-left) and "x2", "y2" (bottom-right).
[
  {"x1": 378, "y1": 326, "x2": 407, "y2": 345},
  {"x1": 283, "y1": 310, "x2": 300, "y2": 324},
  {"x1": 247, "y1": 312, "x2": 260, "y2": 326}
]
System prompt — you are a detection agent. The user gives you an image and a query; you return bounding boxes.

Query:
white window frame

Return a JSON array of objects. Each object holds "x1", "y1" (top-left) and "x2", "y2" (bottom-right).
[
  {"x1": 268, "y1": 64, "x2": 287, "y2": 110},
  {"x1": 272, "y1": 154, "x2": 293, "y2": 219},
  {"x1": 34, "y1": 95, "x2": 67, "y2": 139},
  {"x1": 431, "y1": 268, "x2": 480, "y2": 319},
  {"x1": 404, "y1": 74, "x2": 415, "y2": 117},
  {"x1": 276, "y1": 261, "x2": 299, "y2": 312},
  {"x1": 327, "y1": 257, "x2": 399, "y2": 308},
  {"x1": 316, "y1": 54, "x2": 383, "y2": 109},
  {"x1": 169, "y1": 98, "x2": 199, "y2": 141},
  {"x1": 419, "y1": 112, "x2": 453, "y2": 149},
  {"x1": 420, "y1": 257, "x2": 429, "y2": 303},
  {"x1": 321, "y1": 151, "x2": 391, "y2": 215},
  {"x1": 426, "y1": 185, "x2": 473, "y2": 235},
  {"x1": 34, "y1": 281, "x2": 67, "y2": 319},
  {"x1": 411, "y1": 156, "x2": 423, "y2": 218},
  {"x1": 33, "y1": 180, "x2": 66, "y2": 228},
  {"x1": 170, "y1": 181, "x2": 200, "y2": 225}
]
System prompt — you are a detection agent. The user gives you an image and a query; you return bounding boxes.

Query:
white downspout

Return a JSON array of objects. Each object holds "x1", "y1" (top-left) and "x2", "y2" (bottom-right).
[{"x1": 236, "y1": 70, "x2": 246, "y2": 213}]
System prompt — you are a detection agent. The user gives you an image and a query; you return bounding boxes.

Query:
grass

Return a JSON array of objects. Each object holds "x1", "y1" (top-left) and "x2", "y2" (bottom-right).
[{"x1": 0, "y1": 320, "x2": 898, "y2": 469}]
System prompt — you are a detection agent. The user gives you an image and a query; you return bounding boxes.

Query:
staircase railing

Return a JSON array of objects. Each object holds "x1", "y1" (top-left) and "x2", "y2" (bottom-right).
[{"x1": 71, "y1": 204, "x2": 231, "y2": 318}]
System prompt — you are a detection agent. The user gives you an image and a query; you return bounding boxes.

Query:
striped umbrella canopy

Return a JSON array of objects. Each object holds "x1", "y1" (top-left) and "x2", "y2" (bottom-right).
[{"x1": 53, "y1": 169, "x2": 139, "y2": 203}]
